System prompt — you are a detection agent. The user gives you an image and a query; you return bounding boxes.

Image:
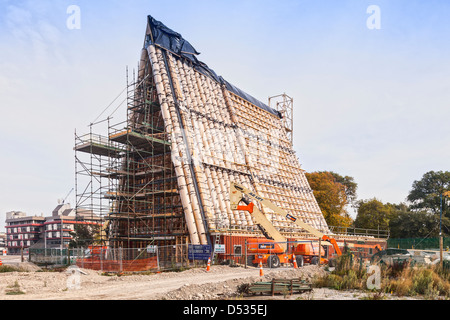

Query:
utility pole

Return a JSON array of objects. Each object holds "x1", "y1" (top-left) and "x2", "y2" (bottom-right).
[
  {"x1": 440, "y1": 194, "x2": 443, "y2": 267},
  {"x1": 441, "y1": 191, "x2": 450, "y2": 267},
  {"x1": 318, "y1": 238, "x2": 322, "y2": 266}
]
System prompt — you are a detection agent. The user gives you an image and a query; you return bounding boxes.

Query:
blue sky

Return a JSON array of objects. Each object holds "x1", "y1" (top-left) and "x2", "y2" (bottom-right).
[{"x1": 1, "y1": 0, "x2": 449, "y2": 231}]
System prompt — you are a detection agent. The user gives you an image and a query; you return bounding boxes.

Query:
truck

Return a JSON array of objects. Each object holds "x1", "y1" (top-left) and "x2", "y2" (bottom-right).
[{"x1": 230, "y1": 182, "x2": 342, "y2": 267}]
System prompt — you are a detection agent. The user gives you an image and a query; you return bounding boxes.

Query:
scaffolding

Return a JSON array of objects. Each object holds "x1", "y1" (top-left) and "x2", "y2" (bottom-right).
[
  {"x1": 269, "y1": 93, "x2": 294, "y2": 146},
  {"x1": 74, "y1": 67, "x2": 189, "y2": 263},
  {"x1": 74, "y1": 66, "x2": 325, "y2": 263},
  {"x1": 75, "y1": 24, "x2": 330, "y2": 254}
]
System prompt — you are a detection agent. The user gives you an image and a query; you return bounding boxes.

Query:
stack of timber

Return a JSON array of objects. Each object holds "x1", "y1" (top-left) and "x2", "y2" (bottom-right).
[{"x1": 238, "y1": 278, "x2": 312, "y2": 296}]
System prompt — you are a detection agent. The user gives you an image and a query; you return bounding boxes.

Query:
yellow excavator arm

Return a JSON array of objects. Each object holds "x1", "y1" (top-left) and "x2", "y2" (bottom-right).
[
  {"x1": 230, "y1": 182, "x2": 340, "y2": 254},
  {"x1": 232, "y1": 198, "x2": 288, "y2": 251}
]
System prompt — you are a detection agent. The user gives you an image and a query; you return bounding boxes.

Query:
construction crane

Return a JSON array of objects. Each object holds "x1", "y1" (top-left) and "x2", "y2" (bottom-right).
[
  {"x1": 230, "y1": 182, "x2": 342, "y2": 267},
  {"x1": 59, "y1": 188, "x2": 74, "y2": 204}
]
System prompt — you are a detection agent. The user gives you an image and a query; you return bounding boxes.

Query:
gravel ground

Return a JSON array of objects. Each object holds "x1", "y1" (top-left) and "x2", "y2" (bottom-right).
[{"x1": 0, "y1": 262, "x2": 420, "y2": 300}]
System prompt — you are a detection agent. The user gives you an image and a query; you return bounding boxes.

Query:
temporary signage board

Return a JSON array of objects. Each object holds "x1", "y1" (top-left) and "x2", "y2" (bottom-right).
[
  {"x1": 214, "y1": 244, "x2": 226, "y2": 254},
  {"x1": 188, "y1": 244, "x2": 212, "y2": 260}
]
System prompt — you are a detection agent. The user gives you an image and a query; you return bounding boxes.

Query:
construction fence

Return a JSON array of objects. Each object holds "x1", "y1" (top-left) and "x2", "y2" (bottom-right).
[
  {"x1": 388, "y1": 237, "x2": 450, "y2": 250},
  {"x1": 27, "y1": 241, "x2": 313, "y2": 271},
  {"x1": 29, "y1": 245, "x2": 207, "y2": 272},
  {"x1": 28, "y1": 238, "x2": 384, "y2": 272}
]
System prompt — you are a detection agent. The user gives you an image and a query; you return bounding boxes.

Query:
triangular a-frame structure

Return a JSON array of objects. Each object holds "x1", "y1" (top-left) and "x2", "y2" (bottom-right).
[{"x1": 75, "y1": 15, "x2": 330, "y2": 254}]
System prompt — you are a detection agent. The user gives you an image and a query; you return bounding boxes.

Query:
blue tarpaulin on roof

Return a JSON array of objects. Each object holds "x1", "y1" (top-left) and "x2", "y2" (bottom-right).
[{"x1": 145, "y1": 15, "x2": 281, "y2": 118}]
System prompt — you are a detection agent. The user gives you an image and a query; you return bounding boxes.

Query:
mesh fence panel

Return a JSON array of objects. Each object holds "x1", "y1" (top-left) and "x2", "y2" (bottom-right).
[
  {"x1": 388, "y1": 237, "x2": 450, "y2": 250},
  {"x1": 29, "y1": 245, "x2": 203, "y2": 272}
]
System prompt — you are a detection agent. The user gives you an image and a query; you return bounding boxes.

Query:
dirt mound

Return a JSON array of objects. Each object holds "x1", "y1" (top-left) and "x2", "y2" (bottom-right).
[{"x1": 17, "y1": 262, "x2": 42, "y2": 272}]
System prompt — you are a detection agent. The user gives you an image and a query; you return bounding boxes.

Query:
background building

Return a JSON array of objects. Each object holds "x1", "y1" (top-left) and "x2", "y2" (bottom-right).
[
  {"x1": 43, "y1": 203, "x2": 103, "y2": 250},
  {"x1": 5, "y1": 211, "x2": 45, "y2": 254},
  {"x1": 4, "y1": 204, "x2": 103, "y2": 254}
]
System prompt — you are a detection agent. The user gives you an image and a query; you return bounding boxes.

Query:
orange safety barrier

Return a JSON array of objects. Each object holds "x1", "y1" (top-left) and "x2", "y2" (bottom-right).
[{"x1": 76, "y1": 257, "x2": 158, "y2": 272}]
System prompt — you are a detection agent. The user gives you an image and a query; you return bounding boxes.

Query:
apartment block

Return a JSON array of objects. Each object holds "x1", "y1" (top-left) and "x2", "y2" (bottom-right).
[
  {"x1": 5, "y1": 211, "x2": 45, "y2": 254},
  {"x1": 5, "y1": 204, "x2": 103, "y2": 254}
]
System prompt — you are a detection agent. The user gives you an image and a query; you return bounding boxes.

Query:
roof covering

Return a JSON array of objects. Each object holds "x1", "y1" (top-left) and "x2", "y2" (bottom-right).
[{"x1": 145, "y1": 15, "x2": 281, "y2": 118}]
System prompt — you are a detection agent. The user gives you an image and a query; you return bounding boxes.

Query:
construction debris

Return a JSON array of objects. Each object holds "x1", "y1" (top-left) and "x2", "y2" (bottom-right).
[{"x1": 237, "y1": 278, "x2": 312, "y2": 296}]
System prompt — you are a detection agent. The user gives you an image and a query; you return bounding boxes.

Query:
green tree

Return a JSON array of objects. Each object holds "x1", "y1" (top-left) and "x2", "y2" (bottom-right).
[
  {"x1": 407, "y1": 170, "x2": 450, "y2": 216},
  {"x1": 305, "y1": 171, "x2": 354, "y2": 228},
  {"x1": 389, "y1": 210, "x2": 450, "y2": 238},
  {"x1": 69, "y1": 224, "x2": 98, "y2": 248},
  {"x1": 354, "y1": 198, "x2": 394, "y2": 231}
]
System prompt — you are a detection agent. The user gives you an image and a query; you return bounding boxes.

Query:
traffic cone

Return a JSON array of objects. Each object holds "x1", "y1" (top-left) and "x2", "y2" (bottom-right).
[
  {"x1": 293, "y1": 255, "x2": 298, "y2": 269},
  {"x1": 206, "y1": 257, "x2": 211, "y2": 271},
  {"x1": 259, "y1": 261, "x2": 263, "y2": 277}
]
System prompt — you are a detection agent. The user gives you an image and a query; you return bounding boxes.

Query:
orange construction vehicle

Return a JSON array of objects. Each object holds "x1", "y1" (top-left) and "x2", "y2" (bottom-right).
[
  {"x1": 294, "y1": 241, "x2": 327, "y2": 266},
  {"x1": 246, "y1": 238, "x2": 291, "y2": 268},
  {"x1": 230, "y1": 182, "x2": 342, "y2": 267}
]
